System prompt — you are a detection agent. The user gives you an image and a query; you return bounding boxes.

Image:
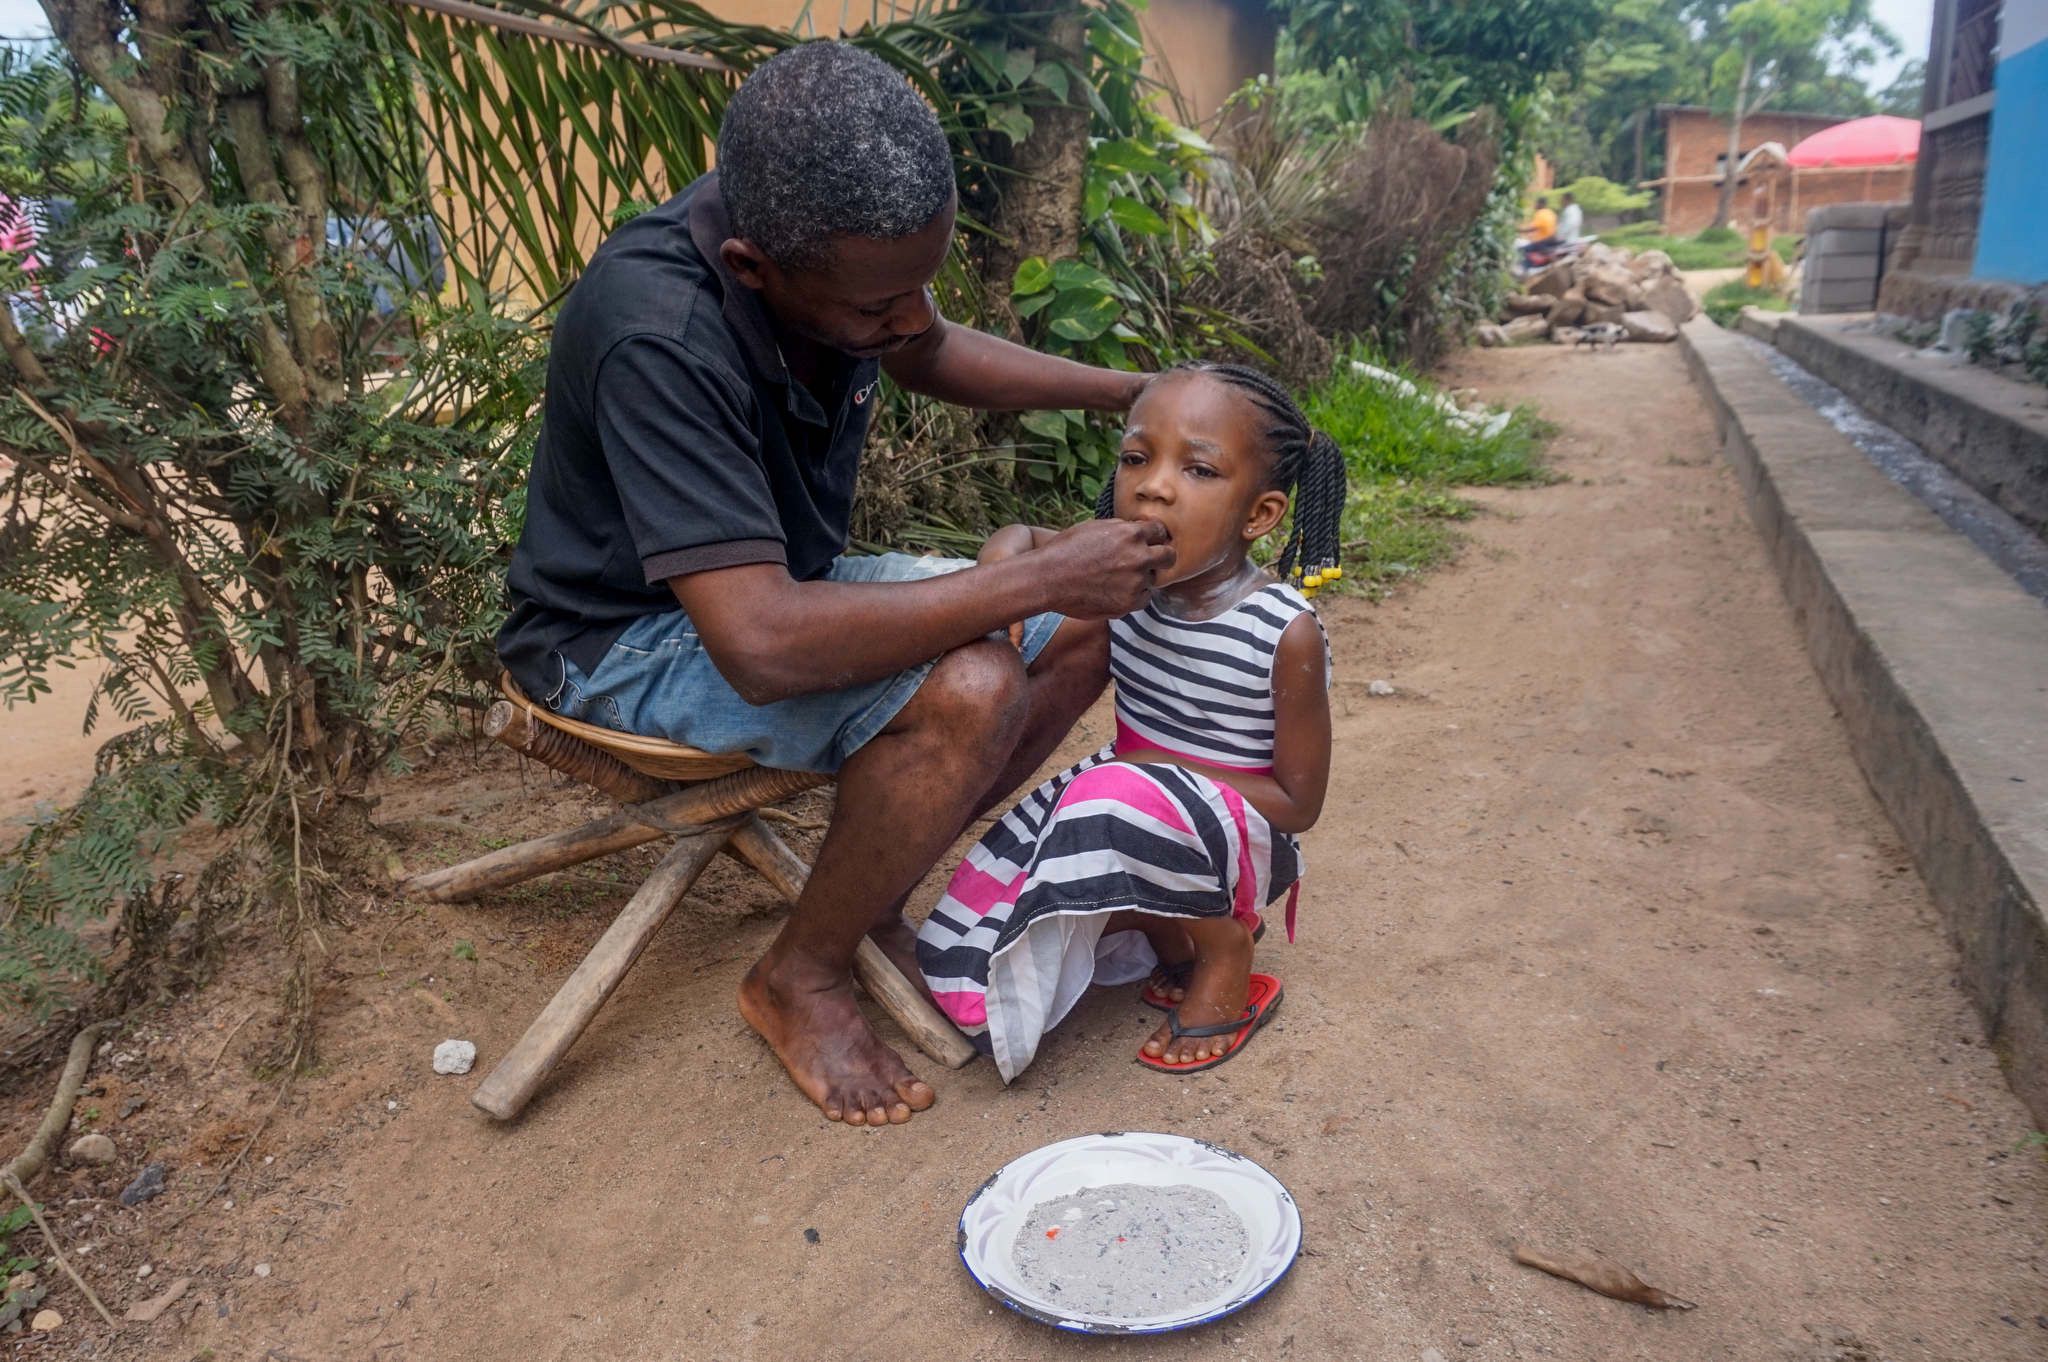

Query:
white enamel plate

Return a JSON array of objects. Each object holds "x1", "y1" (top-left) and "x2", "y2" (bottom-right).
[{"x1": 957, "y1": 1131, "x2": 1303, "y2": 1335}]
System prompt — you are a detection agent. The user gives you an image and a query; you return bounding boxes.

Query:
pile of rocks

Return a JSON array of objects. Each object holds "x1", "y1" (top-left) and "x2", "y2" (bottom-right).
[{"x1": 1476, "y1": 245, "x2": 1698, "y2": 348}]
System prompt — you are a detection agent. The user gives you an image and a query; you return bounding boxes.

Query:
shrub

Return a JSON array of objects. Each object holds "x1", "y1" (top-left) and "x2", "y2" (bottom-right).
[
  {"x1": 1559, "y1": 175, "x2": 1651, "y2": 217},
  {"x1": 1703, "y1": 279, "x2": 1791, "y2": 327},
  {"x1": 1302, "y1": 103, "x2": 1504, "y2": 366},
  {"x1": 0, "y1": 12, "x2": 539, "y2": 1052}
]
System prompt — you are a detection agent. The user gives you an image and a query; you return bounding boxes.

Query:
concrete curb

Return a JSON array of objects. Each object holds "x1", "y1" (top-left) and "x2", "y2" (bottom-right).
[
  {"x1": 1771, "y1": 314, "x2": 2048, "y2": 539},
  {"x1": 1680, "y1": 316, "x2": 2048, "y2": 1123}
]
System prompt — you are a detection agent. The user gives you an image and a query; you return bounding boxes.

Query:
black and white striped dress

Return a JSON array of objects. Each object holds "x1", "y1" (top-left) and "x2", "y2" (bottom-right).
[{"x1": 917, "y1": 582, "x2": 1325, "y2": 1082}]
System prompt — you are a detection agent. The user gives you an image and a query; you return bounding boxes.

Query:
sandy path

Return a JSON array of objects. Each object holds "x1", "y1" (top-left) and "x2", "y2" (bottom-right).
[
  {"x1": 0, "y1": 652, "x2": 104, "y2": 826},
  {"x1": 87, "y1": 340, "x2": 2046, "y2": 1360}
]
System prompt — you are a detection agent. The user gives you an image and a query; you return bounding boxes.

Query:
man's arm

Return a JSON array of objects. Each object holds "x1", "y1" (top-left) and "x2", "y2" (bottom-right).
[
  {"x1": 669, "y1": 517, "x2": 1170, "y2": 705},
  {"x1": 882, "y1": 315, "x2": 1147, "y2": 413}
]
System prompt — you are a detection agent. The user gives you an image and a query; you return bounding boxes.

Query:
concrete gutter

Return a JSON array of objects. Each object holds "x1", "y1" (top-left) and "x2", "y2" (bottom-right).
[
  {"x1": 1680, "y1": 316, "x2": 2048, "y2": 1122},
  {"x1": 1771, "y1": 314, "x2": 2048, "y2": 539}
]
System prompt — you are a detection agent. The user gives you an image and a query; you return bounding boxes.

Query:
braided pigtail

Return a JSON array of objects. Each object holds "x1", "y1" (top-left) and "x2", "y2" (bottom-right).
[
  {"x1": 1093, "y1": 475, "x2": 1118, "y2": 520},
  {"x1": 1288, "y1": 431, "x2": 1348, "y2": 598}
]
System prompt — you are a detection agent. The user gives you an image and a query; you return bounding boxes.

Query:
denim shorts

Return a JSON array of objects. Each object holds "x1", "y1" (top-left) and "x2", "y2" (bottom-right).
[{"x1": 541, "y1": 553, "x2": 1064, "y2": 774}]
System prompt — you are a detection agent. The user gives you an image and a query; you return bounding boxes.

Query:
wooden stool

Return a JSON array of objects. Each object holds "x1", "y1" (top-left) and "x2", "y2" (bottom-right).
[{"x1": 400, "y1": 677, "x2": 974, "y2": 1120}]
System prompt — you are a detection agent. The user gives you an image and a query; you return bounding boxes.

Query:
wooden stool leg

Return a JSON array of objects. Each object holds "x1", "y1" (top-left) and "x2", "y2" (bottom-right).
[
  {"x1": 400, "y1": 765, "x2": 828, "y2": 903},
  {"x1": 472, "y1": 820, "x2": 740, "y2": 1120},
  {"x1": 726, "y1": 817, "x2": 977, "y2": 1071},
  {"x1": 403, "y1": 806, "x2": 667, "y2": 903}
]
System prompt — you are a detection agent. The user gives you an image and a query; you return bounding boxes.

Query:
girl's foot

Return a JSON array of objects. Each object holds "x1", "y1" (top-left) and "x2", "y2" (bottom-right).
[
  {"x1": 1140, "y1": 918, "x2": 1263, "y2": 1010},
  {"x1": 1143, "y1": 931, "x2": 1197, "y2": 1006},
  {"x1": 1139, "y1": 974, "x2": 1283, "y2": 1073},
  {"x1": 1141, "y1": 916, "x2": 1254, "y2": 1065}
]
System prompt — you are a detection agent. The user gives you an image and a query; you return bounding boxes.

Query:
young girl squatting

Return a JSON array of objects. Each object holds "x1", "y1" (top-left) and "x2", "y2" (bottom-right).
[{"x1": 917, "y1": 362, "x2": 1344, "y2": 1080}]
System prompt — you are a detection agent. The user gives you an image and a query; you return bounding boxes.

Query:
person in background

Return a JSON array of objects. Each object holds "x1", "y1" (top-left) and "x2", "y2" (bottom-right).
[
  {"x1": 1555, "y1": 191, "x2": 1584, "y2": 245},
  {"x1": 1518, "y1": 194, "x2": 1561, "y2": 268}
]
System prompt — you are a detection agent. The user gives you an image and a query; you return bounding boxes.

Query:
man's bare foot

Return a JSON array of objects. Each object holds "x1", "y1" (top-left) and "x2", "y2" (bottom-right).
[
  {"x1": 1142, "y1": 919, "x2": 1252, "y2": 1066},
  {"x1": 739, "y1": 954, "x2": 936, "y2": 1126}
]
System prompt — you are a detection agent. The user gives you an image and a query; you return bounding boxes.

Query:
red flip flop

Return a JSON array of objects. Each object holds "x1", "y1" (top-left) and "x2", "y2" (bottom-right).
[
  {"x1": 1139, "y1": 920, "x2": 1265, "y2": 1011},
  {"x1": 1137, "y1": 973, "x2": 1283, "y2": 1074}
]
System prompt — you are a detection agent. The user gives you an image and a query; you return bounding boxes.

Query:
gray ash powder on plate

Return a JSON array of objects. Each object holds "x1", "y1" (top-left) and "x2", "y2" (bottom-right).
[{"x1": 1010, "y1": 1182, "x2": 1250, "y2": 1320}]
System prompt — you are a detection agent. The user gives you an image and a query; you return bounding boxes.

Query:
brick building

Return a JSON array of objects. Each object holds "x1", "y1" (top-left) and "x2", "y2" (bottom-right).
[{"x1": 1645, "y1": 105, "x2": 1916, "y2": 235}]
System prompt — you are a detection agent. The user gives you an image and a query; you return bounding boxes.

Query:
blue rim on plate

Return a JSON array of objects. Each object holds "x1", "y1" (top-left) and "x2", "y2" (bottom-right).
[{"x1": 956, "y1": 1131, "x2": 1303, "y2": 1335}]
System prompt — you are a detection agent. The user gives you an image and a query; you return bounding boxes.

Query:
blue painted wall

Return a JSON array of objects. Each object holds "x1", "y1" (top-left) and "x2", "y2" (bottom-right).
[{"x1": 1974, "y1": 8, "x2": 2048, "y2": 284}]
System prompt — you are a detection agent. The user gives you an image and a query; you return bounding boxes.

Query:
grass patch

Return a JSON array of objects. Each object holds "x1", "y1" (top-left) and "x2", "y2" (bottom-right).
[
  {"x1": 1298, "y1": 343, "x2": 1551, "y2": 591},
  {"x1": 1703, "y1": 279, "x2": 1792, "y2": 328},
  {"x1": 1599, "y1": 220, "x2": 1800, "y2": 269}
]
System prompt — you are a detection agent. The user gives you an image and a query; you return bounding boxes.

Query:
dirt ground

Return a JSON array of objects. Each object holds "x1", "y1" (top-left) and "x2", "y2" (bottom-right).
[{"x1": 6, "y1": 339, "x2": 2046, "y2": 1361}]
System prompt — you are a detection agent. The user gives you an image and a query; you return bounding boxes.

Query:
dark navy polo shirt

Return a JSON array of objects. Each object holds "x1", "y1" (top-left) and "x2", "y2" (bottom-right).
[{"x1": 496, "y1": 173, "x2": 880, "y2": 695}]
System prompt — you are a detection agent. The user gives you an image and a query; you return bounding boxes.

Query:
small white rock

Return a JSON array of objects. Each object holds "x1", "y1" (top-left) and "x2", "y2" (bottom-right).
[
  {"x1": 137, "y1": 1263, "x2": 152, "y2": 1279},
  {"x1": 253, "y1": 1262, "x2": 271, "y2": 1278},
  {"x1": 66, "y1": 1133, "x2": 116, "y2": 1166},
  {"x1": 30, "y1": 1308, "x2": 62, "y2": 1331},
  {"x1": 432, "y1": 1039, "x2": 477, "y2": 1076},
  {"x1": 386, "y1": 1100, "x2": 399, "y2": 1112},
  {"x1": 1367, "y1": 679, "x2": 1397, "y2": 697}
]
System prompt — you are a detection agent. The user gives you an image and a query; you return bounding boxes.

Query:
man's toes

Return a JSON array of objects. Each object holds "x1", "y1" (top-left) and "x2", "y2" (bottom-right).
[
  {"x1": 865, "y1": 1100, "x2": 891, "y2": 1126},
  {"x1": 886, "y1": 1100, "x2": 912, "y2": 1125},
  {"x1": 896, "y1": 1078, "x2": 937, "y2": 1112}
]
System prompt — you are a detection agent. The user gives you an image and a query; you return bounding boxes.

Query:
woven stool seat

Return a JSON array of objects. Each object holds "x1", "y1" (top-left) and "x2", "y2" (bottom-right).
[{"x1": 499, "y1": 674, "x2": 754, "y2": 781}]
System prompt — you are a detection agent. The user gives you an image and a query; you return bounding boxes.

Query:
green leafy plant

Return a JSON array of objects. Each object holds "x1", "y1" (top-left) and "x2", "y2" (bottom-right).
[
  {"x1": 0, "y1": 9, "x2": 541, "y2": 1056},
  {"x1": 0, "y1": 1202, "x2": 43, "y2": 1330},
  {"x1": 1558, "y1": 174, "x2": 1652, "y2": 217},
  {"x1": 1704, "y1": 278, "x2": 1791, "y2": 327}
]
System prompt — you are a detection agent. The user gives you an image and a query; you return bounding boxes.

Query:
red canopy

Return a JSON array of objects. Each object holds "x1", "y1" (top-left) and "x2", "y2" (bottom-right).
[{"x1": 1786, "y1": 115, "x2": 1921, "y2": 168}]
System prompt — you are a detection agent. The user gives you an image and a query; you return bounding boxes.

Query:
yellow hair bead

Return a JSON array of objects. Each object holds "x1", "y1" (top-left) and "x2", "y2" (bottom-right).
[
  {"x1": 1302, "y1": 573, "x2": 1323, "y2": 589},
  {"x1": 1326, "y1": 565, "x2": 1343, "y2": 581}
]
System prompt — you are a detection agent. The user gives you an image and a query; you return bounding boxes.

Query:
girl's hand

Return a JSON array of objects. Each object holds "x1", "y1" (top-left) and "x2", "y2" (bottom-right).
[{"x1": 977, "y1": 523, "x2": 1047, "y2": 567}]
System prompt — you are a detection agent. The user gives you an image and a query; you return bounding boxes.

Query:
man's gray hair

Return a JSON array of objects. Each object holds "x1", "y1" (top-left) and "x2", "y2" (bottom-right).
[{"x1": 718, "y1": 41, "x2": 956, "y2": 272}]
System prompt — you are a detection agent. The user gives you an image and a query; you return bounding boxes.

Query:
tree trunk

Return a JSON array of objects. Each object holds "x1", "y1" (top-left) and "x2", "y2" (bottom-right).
[
  {"x1": 1631, "y1": 107, "x2": 1647, "y2": 185},
  {"x1": 1713, "y1": 54, "x2": 1752, "y2": 228},
  {"x1": 974, "y1": 0, "x2": 1091, "y2": 319}
]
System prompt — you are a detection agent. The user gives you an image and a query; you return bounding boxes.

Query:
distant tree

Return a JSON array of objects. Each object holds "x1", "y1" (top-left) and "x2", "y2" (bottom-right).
[
  {"x1": 1707, "y1": 0, "x2": 1899, "y2": 225},
  {"x1": 1542, "y1": 0, "x2": 1703, "y2": 183},
  {"x1": 1878, "y1": 58, "x2": 1926, "y2": 114},
  {"x1": 1278, "y1": 0, "x2": 1606, "y2": 114}
]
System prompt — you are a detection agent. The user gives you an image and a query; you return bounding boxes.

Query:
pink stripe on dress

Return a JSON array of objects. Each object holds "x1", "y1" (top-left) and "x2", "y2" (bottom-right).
[
  {"x1": 946, "y1": 859, "x2": 1028, "y2": 920},
  {"x1": 929, "y1": 989, "x2": 987, "y2": 1026},
  {"x1": 1214, "y1": 782, "x2": 1263, "y2": 928},
  {"x1": 1113, "y1": 719, "x2": 1274, "y2": 775},
  {"x1": 1055, "y1": 761, "x2": 1195, "y2": 833}
]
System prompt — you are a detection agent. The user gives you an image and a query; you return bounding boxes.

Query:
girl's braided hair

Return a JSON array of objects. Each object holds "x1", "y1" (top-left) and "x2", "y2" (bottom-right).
[{"x1": 1094, "y1": 361, "x2": 1349, "y2": 594}]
